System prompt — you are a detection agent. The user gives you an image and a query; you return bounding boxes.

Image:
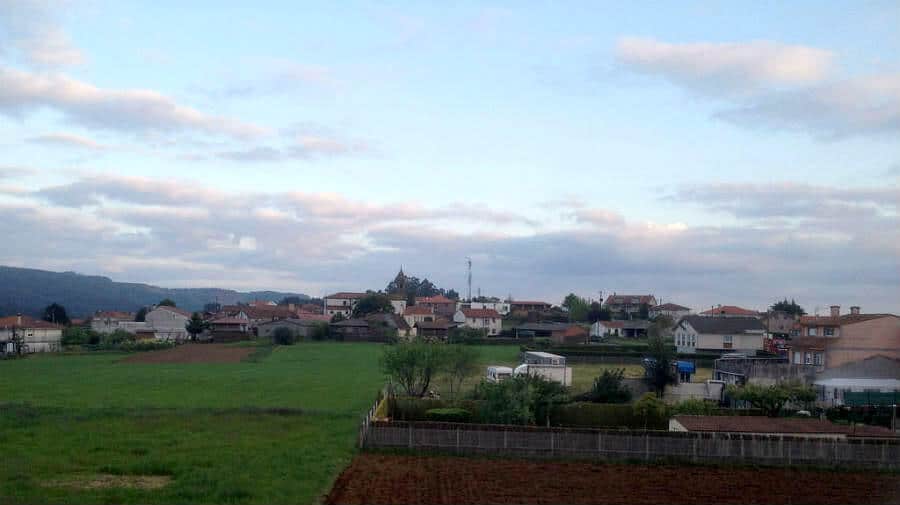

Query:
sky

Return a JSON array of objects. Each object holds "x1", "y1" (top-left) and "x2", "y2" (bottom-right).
[{"x1": 0, "y1": 0, "x2": 898, "y2": 313}]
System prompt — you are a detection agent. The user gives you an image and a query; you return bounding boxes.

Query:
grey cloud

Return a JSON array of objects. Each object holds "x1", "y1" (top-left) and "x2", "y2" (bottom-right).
[
  {"x1": 0, "y1": 66, "x2": 267, "y2": 138},
  {"x1": 27, "y1": 132, "x2": 106, "y2": 150}
]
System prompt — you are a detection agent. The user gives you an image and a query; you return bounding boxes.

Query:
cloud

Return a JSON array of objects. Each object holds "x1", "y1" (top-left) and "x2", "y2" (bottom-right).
[
  {"x1": 0, "y1": 66, "x2": 267, "y2": 138},
  {"x1": 887, "y1": 163, "x2": 900, "y2": 177},
  {"x1": 0, "y1": 0, "x2": 85, "y2": 67},
  {"x1": 213, "y1": 133, "x2": 372, "y2": 162},
  {"x1": 27, "y1": 132, "x2": 107, "y2": 150},
  {"x1": 616, "y1": 37, "x2": 899, "y2": 139},
  {"x1": 11, "y1": 172, "x2": 898, "y2": 311},
  {"x1": 616, "y1": 37, "x2": 834, "y2": 95},
  {"x1": 717, "y1": 74, "x2": 900, "y2": 138}
]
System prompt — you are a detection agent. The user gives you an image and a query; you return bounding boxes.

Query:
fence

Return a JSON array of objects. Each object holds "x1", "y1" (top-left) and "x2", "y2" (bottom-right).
[{"x1": 362, "y1": 420, "x2": 900, "y2": 469}]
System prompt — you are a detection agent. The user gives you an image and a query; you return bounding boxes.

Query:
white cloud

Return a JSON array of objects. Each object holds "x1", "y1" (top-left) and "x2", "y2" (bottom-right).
[
  {"x1": 27, "y1": 132, "x2": 107, "y2": 150},
  {"x1": 0, "y1": 0, "x2": 85, "y2": 67},
  {"x1": 616, "y1": 37, "x2": 834, "y2": 95},
  {"x1": 0, "y1": 66, "x2": 267, "y2": 138}
]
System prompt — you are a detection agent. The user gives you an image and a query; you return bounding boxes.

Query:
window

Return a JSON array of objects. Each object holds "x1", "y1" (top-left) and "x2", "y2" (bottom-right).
[
  {"x1": 824, "y1": 327, "x2": 834, "y2": 336},
  {"x1": 808, "y1": 327, "x2": 817, "y2": 336},
  {"x1": 814, "y1": 353, "x2": 824, "y2": 365},
  {"x1": 723, "y1": 335, "x2": 732, "y2": 343},
  {"x1": 793, "y1": 352, "x2": 802, "y2": 364},
  {"x1": 804, "y1": 352, "x2": 812, "y2": 365}
]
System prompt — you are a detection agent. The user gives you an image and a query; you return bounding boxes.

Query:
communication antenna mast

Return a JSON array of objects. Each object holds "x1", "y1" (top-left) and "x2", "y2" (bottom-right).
[{"x1": 466, "y1": 257, "x2": 472, "y2": 302}]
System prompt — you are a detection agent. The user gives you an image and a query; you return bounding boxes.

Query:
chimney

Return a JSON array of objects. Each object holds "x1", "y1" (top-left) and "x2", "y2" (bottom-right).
[
  {"x1": 850, "y1": 306, "x2": 860, "y2": 315},
  {"x1": 16, "y1": 313, "x2": 22, "y2": 326},
  {"x1": 829, "y1": 305, "x2": 840, "y2": 318}
]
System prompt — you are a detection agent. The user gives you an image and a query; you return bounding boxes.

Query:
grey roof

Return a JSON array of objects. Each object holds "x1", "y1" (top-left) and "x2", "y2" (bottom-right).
[
  {"x1": 621, "y1": 320, "x2": 650, "y2": 329},
  {"x1": 679, "y1": 315, "x2": 765, "y2": 334},
  {"x1": 257, "y1": 318, "x2": 320, "y2": 327}
]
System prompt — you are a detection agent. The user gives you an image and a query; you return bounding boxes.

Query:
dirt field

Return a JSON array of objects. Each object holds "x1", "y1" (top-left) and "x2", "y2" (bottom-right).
[
  {"x1": 120, "y1": 344, "x2": 254, "y2": 364},
  {"x1": 325, "y1": 454, "x2": 900, "y2": 505}
]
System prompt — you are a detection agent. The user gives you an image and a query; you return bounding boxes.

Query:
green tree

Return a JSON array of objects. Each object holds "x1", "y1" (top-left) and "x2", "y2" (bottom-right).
[
  {"x1": 134, "y1": 307, "x2": 148, "y2": 322},
  {"x1": 184, "y1": 312, "x2": 208, "y2": 341},
  {"x1": 726, "y1": 382, "x2": 816, "y2": 417},
  {"x1": 42, "y1": 303, "x2": 70, "y2": 325},
  {"x1": 474, "y1": 377, "x2": 535, "y2": 425},
  {"x1": 158, "y1": 298, "x2": 177, "y2": 307},
  {"x1": 633, "y1": 393, "x2": 668, "y2": 428},
  {"x1": 562, "y1": 293, "x2": 590, "y2": 322},
  {"x1": 645, "y1": 321, "x2": 675, "y2": 397},
  {"x1": 61, "y1": 326, "x2": 95, "y2": 346},
  {"x1": 770, "y1": 298, "x2": 806, "y2": 316},
  {"x1": 272, "y1": 326, "x2": 296, "y2": 345},
  {"x1": 444, "y1": 345, "x2": 479, "y2": 400},
  {"x1": 309, "y1": 322, "x2": 329, "y2": 341},
  {"x1": 380, "y1": 342, "x2": 449, "y2": 397},
  {"x1": 673, "y1": 398, "x2": 718, "y2": 415},
  {"x1": 580, "y1": 369, "x2": 632, "y2": 403},
  {"x1": 587, "y1": 302, "x2": 611, "y2": 323},
  {"x1": 351, "y1": 293, "x2": 394, "y2": 318}
]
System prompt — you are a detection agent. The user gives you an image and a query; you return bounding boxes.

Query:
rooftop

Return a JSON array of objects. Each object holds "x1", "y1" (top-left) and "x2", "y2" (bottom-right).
[
  {"x1": 679, "y1": 315, "x2": 765, "y2": 334},
  {"x1": 403, "y1": 305, "x2": 434, "y2": 316},
  {"x1": 325, "y1": 292, "x2": 367, "y2": 299},
  {"x1": 652, "y1": 303, "x2": 690, "y2": 311},
  {"x1": 0, "y1": 315, "x2": 61, "y2": 329},
  {"x1": 460, "y1": 308, "x2": 501, "y2": 318},
  {"x1": 699, "y1": 305, "x2": 758, "y2": 316}
]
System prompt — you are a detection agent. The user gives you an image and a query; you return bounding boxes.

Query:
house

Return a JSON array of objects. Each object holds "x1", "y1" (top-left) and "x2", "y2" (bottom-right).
[
  {"x1": 144, "y1": 306, "x2": 192, "y2": 342},
  {"x1": 329, "y1": 318, "x2": 395, "y2": 342},
  {"x1": 602, "y1": 294, "x2": 657, "y2": 318},
  {"x1": 0, "y1": 314, "x2": 62, "y2": 353},
  {"x1": 763, "y1": 310, "x2": 798, "y2": 338},
  {"x1": 699, "y1": 305, "x2": 760, "y2": 318},
  {"x1": 366, "y1": 313, "x2": 413, "y2": 339},
  {"x1": 467, "y1": 301, "x2": 511, "y2": 315},
  {"x1": 649, "y1": 303, "x2": 691, "y2": 321},
  {"x1": 512, "y1": 322, "x2": 567, "y2": 339},
  {"x1": 402, "y1": 305, "x2": 436, "y2": 328},
  {"x1": 90, "y1": 311, "x2": 136, "y2": 334},
  {"x1": 509, "y1": 300, "x2": 552, "y2": 313},
  {"x1": 208, "y1": 316, "x2": 251, "y2": 334},
  {"x1": 558, "y1": 324, "x2": 589, "y2": 345},
  {"x1": 713, "y1": 355, "x2": 817, "y2": 386},
  {"x1": 590, "y1": 320, "x2": 650, "y2": 338},
  {"x1": 790, "y1": 306, "x2": 900, "y2": 369},
  {"x1": 674, "y1": 315, "x2": 766, "y2": 355},
  {"x1": 453, "y1": 308, "x2": 502, "y2": 335},
  {"x1": 388, "y1": 295, "x2": 407, "y2": 315},
  {"x1": 813, "y1": 356, "x2": 900, "y2": 406},
  {"x1": 415, "y1": 320, "x2": 459, "y2": 340},
  {"x1": 220, "y1": 304, "x2": 297, "y2": 329},
  {"x1": 324, "y1": 292, "x2": 366, "y2": 318},
  {"x1": 416, "y1": 295, "x2": 457, "y2": 318},
  {"x1": 669, "y1": 415, "x2": 895, "y2": 439},
  {"x1": 257, "y1": 318, "x2": 324, "y2": 340}
]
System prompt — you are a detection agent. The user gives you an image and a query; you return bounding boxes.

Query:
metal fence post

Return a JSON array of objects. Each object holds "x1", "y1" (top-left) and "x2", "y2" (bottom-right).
[
  {"x1": 456, "y1": 427, "x2": 460, "y2": 452},
  {"x1": 408, "y1": 423, "x2": 413, "y2": 449}
]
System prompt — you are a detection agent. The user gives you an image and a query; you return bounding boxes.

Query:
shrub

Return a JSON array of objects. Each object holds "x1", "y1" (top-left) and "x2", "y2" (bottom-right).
[
  {"x1": 550, "y1": 402, "x2": 669, "y2": 429},
  {"x1": 61, "y1": 327, "x2": 97, "y2": 346},
  {"x1": 425, "y1": 408, "x2": 472, "y2": 423},
  {"x1": 119, "y1": 340, "x2": 176, "y2": 352},
  {"x1": 633, "y1": 393, "x2": 669, "y2": 428},
  {"x1": 100, "y1": 329, "x2": 134, "y2": 348},
  {"x1": 471, "y1": 375, "x2": 569, "y2": 426},
  {"x1": 272, "y1": 327, "x2": 297, "y2": 345},
  {"x1": 575, "y1": 369, "x2": 632, "y2": 404},
  {"x1": 672, "y1": 398, "x2": 718, "y2": 415},
  {"x1": 309, "y1": 322, "x2": 329, "y2": 341}
]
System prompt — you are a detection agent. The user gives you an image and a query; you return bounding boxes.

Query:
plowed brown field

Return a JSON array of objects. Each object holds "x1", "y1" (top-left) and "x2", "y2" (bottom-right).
[
  {"x1": 120, "y1": 343, "x2": 253, "y2": 364},
  {"x1": 325, "y1": 454, "x2": 900, "y2": 505}
]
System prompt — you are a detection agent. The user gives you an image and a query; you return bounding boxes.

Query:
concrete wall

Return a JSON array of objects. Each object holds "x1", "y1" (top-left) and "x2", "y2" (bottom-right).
[
  {"x1": 364, "y1": 421, "x2": 899, "y2": 469},
  {"x1": 714, "y1": 359, "x2": 818, "y2": 386},
  {"x1": 828, "y1": 317, "x2": 900, "y2": 368}
]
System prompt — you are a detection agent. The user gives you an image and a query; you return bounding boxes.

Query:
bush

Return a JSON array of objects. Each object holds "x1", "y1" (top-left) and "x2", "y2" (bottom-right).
[
  {"x1": 471, "y1": 375, "x2": 569, "y2": 426},
  {"x1": 119, "y1": 340, "x2": 176, "y2": 352},
  {"x1": 425, "y1": 408, "x2": 472, "y2": 423},
  {"x1": 575, "y1": 369, "x2": 632, "y2": 404},
  {"x1": 272, "y1": 327, "x2": 297, "y2": 345},
  {"x1": 633, "y1": 393, "x2": 669, "y2": 428},
  {"x1": 672, "y1": 398, "x2": 718, "y2": 415},
  {"x1": 100, "y1": 329, "x2": 134, "y2": 348},
  {"x1": 550, "y1": 402, "x2": 669, "y2": 429},
  {"x1": 309, "y1": 322, "x2": 329, "y2": 341},
  {"x1": 61, "y1": 327, "x2": 99, "y2": 346},
  {"x1": 389, "y1": 397, "x2": 483, "y2": 421}
]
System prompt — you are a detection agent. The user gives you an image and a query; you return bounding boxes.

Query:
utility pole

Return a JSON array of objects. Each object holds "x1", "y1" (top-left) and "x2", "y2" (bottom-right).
[{"x1": 465, "y1": 257, "x2": 472, "y2": 302}]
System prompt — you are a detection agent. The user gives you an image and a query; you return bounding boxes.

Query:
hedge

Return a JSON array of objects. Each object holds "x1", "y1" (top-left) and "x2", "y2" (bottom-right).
[
  {"x1": 425, "y1": 408, "x2": 473, "y2": 423},
  {"x1": 389, "y1": 398, "x2": 484, "y2": 422},
  {"x1": 550, "y1": 402, "x2": 669, "y2": 430}
]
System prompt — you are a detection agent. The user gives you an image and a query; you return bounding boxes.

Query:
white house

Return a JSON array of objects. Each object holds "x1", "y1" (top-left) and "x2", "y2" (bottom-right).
[
  {"x1": 452, "y1": 308, "x2": 502, "y2": 336},
  {"x1": 90, "y1": 310, "x2": 150, "y2": 334},
  {"x1": 402, "y1": 305, "x2": 436, "y2": 328},
  {"x1": 466, "y1": 301, "x2": 511, "y2": 316},
  {"x1": 324, "y1": 292, "x2": 366, "y2": 318},
  {"x1": 145, "y1": 306, "x2": 192, "y2": 342},
  {"x1": 0, "y1": 314, "x2": 62, "y2": 353},
  {"x1": 389, "y1": 296, "x2": 407, "y2": 315},
  {"x1": 674, "y1": 315, "x2": 766, "y2": 354}
]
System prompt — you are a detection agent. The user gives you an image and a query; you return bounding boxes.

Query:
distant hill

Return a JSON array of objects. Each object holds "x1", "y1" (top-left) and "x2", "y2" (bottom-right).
[{"x1": 0, "y1": 266, "x2": 310, "y2": 318}]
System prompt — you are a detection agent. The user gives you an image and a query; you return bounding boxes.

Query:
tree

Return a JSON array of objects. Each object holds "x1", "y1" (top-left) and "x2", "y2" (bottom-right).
[
  {"x1": 444, "y1": 345, "x2": 479, "y2": 399},
  {"x1": 770, "y1": 298, "x2": 806, "y2": 317},
  {"x1": 185, "y1": 312, "x2": 208, "y2": 341},
  {"x1": 351, "y1": 293, "x2": 394, "y2": 318},
  {"x1": 272, "y1": 326, "x2": 296, "y2": 345},
  {"x1": 330, "y1": 313, "x2": 345, "y2": 323},
  {"x1": 280, "y1": 296, "x2": 303, "y2": 306},
  {"x1": 645, "y1": 321, "x2": 675, "y2": 397},
  {"x1": 587, "y1": 302, "x2": 611, "y2": 323},
  {"x1": 158, "y1": 298, "x2": 177, "y2": 307},
  {"x1": 444, "y1": 289, "x2": 460, "y2": 300},
  {"x1": 42, "y1": 303, "x2": 70, "y2": 325},
  {"x1": 134, "y1": 307, "x2": 148, "y2": 322},
  {"x1": 562, "y1": 293, "x2": 589, "y2": 322},
  {"x1": 472, "y1": 375, "x2": 569, "y2": 426},
  {"x1": 726, "y1": 382, "x2": 816, "y2": 417},
  {"x1": 309, "y1": 322, "x2": 329, "y2": 341},
  {"x1": 380, "y1": 342, "x2": 449, "y2": 397},
  {"x1": 633, "y1": 393, "x2": 668, "y2": 428},
  {"x1": 578, "y1": 369, "x2": 632, "y2": 403}
]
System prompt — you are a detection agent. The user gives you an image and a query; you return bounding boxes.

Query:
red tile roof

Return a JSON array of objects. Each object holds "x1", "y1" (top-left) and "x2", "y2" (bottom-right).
[
  {"x1": 403, "y1": 305, "x2": 434, "y2": 316},
  {"x1": 563, "y1": 325, "x2": 588, "y2": 337},
  {"x1": 296, "y1": 313, "x2": 331, "y2": 322},
  {"x1": 93, "y1": 310, "x2": 134, "y2": 320},
  {"x1": 673, "y1": 415, "x2": 896, "y2": 438},
  {"x1": 461, "y1": 308, "x2": 501, "y2": 318},
  {"x1": 0, "y1": 315, "x2": 61, "y2": 329},
  {"x1": 699, "y1": 305, "x2": 758, "y2": 316},
  {"x1": 800, "y1": 314, "x2": 894, "y2": 326}
]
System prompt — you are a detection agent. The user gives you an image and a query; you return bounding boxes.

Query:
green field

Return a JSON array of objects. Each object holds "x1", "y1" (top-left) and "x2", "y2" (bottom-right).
[
  {"x1": 0, "y1": 342, "x2": 663, "y2": 504},
  {"x1": 0, "y1": 343, "x2": 386, "y2": 505}
]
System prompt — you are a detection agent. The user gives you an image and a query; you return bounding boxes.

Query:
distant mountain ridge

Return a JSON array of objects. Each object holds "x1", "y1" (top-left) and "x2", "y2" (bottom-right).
[{"x1": 0, "y1": 266, "x2": 309, "y2": 318}]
